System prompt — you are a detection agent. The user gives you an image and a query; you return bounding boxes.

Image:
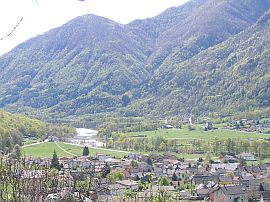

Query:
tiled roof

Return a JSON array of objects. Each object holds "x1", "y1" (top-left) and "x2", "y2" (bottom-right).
[
  {"x1": 220, "y1": 185, "x2": 245, "y2": 195},
  {"x1": 261, "y1": 191, "x2": 270, "y2": 201}
]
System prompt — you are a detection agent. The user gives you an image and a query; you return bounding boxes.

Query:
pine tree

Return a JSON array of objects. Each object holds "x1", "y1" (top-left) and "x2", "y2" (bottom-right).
[
  {"x1": 51, "y1": 150, "x2": 60, "y2": 170},
  {"x1": 82, "y1": 146, "x2": 89, "y2": 156},
  {"x1": 146, "y1": 157, "x2": 153, "y2": 166},
  {"x1": 172, "y1": 172, "x2": 178, "y2": 181},
  {"x1": 101, "y1": 162, "x2": 111, "y2": 177}
]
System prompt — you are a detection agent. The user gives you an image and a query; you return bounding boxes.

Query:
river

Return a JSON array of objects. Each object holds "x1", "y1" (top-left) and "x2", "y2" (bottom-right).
[{"x1": 68, "y1": 128, "x2": 104, "y2": 147}]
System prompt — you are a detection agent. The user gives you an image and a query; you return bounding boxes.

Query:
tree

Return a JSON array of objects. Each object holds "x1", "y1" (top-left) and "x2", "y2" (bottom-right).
[
  {"x1": 159, "y1": 142, "x2": 167, "y2": 151},
  {"x1": 188, "y1": 124, "x2": 195, "y2": 131},
  {"x1": 130, "y1": 160, "x2": 138, "y2": 168},
  {"x1": 13, "y1": 144, "x2": 21, "y2": 159},
  {"x1": 121, "y1": 95, "x2": 130, "y2": 107},
  {"x1": 146, "y1": 157, "x2": 153, "y2": 166},
  {"x1": 108, "y1": 171, "x2": 124, "y2": 183},
  {"x1": 51, "y1": 150, "x2": 60, "y2": 170},
  {"x1": 101, "y1": 163, "x2": 111, "y2": 177},
  {"x1": 225, "y1": 172, "x2": 234, "y2": 179},
  {"x1": 204, "y1": 152, "x2": 213, "y2": 165},
  {"x1": 123, "y1": 189, "x2": 137, "y2": 200},
  {"x1": 82, "y1": 146, "x2": 89, "y2": 156},
  {"x1": 158, "y1": 176, "x2": 170, "y2": 186},
  {"x1": 172, "y1": 173, "x2": 178, "y2": 181}
]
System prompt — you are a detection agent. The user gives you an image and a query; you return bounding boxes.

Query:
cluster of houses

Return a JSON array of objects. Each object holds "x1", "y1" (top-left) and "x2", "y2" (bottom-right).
[
  {"x1": 22, "y1": 151, "x2": 270, "y2": 201},
  {"x1": 224, "y1": 119, "x2": 270, "y2": 134}
]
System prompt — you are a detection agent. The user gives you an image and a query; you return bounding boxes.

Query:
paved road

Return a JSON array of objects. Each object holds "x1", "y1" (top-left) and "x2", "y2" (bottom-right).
[{"x1": 22, "y1": 140, "x2": 48, "y2": 148}]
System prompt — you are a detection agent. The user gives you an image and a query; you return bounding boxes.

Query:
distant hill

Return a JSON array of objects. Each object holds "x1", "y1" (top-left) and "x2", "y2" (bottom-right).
[{"x1": 0, "y1": 0, "x2": 270, "y2": 118}]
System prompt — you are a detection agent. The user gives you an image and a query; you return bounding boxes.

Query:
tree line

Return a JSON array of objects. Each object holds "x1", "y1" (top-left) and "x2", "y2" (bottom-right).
[
  {"x1": 0, "y1": 110, "x2": 75, "y2": 154},
  {"x1": 107, "y1": 133, "x2": 270, "y2": 159}
]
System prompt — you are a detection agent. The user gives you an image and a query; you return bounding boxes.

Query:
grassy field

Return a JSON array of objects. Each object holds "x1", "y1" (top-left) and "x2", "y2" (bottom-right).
[
  {"x1": 22, "y1": 142, "x2": 75, "y2": 158},
  {"x1": 22, "y1": 141, "x2": 203, "y2": 160},
  {"x1": 22, "y1": 126, "x2": 269, "y2": 160},
  {"x1": 58, "y1": 142, "x2": 127, "y2": 158},
  {"x1": 127, "y1": 126, "x2": 269, "y2": 141},
  {"x1": 58, "y1": 143, "x2": 213, "y2": 160},
  {"x1": 22, "y1": 142, "x2": 128, "y2": 158}
]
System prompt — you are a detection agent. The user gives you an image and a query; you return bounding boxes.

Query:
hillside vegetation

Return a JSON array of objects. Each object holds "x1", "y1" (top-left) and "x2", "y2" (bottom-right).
[
  {"x1": 125, "y1": 10, "x2": 270, "y2": 116},
  {"x1": 0, "y1": 0, "x2": 270, "y2": 118},
  {"x1": 0, "y1": 110, "x2": 75, "y2": 153}
]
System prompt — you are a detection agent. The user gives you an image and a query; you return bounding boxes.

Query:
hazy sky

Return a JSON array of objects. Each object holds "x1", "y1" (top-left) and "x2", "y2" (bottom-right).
[{"x1": 0, "y1": 0, "x2": 189, "y2": 55}]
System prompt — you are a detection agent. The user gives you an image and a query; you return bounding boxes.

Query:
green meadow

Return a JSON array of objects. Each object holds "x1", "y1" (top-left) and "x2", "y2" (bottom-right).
[
  {"x1": 22, "y1": 141, "x2": 204, "y2": 160},
  {"x1": 58, "y1": 142, "x2": 127, "y2": 158},
  {"x1": 22, "y1": 142, "x2": 79, "y2": 158},
  {"x1": 22, "y1": 142, "x2": 127, "y2": 158},
  {"x1": 22, "y1": 126, "x2": 269, "y2": 160},
  {"x1": 126, "y1": 127, "x2": 268, "y2": 141}
]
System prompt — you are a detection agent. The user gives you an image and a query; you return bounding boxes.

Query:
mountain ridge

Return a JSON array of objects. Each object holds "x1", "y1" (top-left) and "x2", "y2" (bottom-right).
[
  {"x1": 124, "y1": 8, "x2": 270, "y2": 116},
  {"x1": 0, "y1": 0, "x2": 270, "y2": 118}
]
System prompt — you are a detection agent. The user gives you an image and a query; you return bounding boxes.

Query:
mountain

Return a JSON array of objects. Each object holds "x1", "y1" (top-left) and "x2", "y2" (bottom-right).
[
  {"x1": 125, "y1": 9, "x2": 270, "y2": 116},
  {"x1": 0, "y1": 0, "x2": 270, "y2": 118},
  {"x1": 0, "y1": 15, "x2": 151, "y2": 115},
  {"x1": 130, "y1": 0, "x2": 270, "y2": 71}
]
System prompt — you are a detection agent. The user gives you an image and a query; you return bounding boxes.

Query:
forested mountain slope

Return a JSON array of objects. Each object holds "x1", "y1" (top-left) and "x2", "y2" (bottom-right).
[
  {"x1": 0, "y1": 0, "x2": 270, "y2": 118},
  {"x1": 0, "y1": 15, "x2": 151, "y2": 115},
  {"x1": 131, "y1": 0, "x2": 270, "y2": 72},
  {"x1": 125, "y1": 10, "x2": 270, "y2": 116}
]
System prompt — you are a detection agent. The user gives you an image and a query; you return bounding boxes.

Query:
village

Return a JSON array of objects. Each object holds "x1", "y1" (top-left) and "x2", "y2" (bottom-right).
[
  {"x1": 224, "y1": 118, "x2": 270, "y2": 134},
  {"x1": 9, "y1": 148, "x2": 268, "y2": 202},
  {"x1": 7, "y1": 118, "x2": 268, "y2": 201}
]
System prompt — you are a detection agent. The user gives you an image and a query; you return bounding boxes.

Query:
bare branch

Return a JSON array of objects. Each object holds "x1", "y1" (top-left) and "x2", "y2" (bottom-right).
[{"x1": 0, "y1": 17, "x2": 23, "y2": 41}]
